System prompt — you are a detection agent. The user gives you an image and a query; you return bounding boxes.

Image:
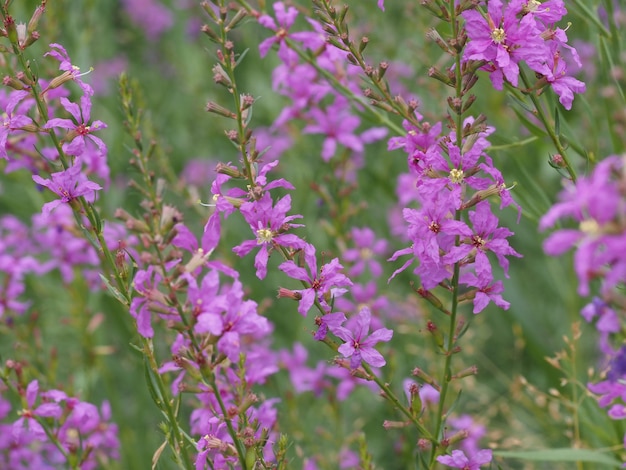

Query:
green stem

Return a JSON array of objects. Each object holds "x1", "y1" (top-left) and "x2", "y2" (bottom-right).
[
  {"x1": 519, "y1": 68, "x2": 577, "y2": 182},
  {"x1": 6, "y1": 24, "x2": 131, "y2": 304},
  {"x1": 143, "y1": 338, "x2": 195, "y2": 470},
  {"x1": 208, "y1": 376, "x2": 250, "y2": 469},
  {"x1": 429, "y1": 4, "x2": 464, "y2": 467}
]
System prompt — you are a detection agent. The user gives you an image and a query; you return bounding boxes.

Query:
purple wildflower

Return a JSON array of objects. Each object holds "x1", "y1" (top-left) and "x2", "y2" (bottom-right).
[
  {"x1": 0, "y1": 90, "x2": 32, "y2": 160},
  {"x1": 540, "y1": 155, "x2": 625, "y2": 296},
  {"x1": 314, "y1": 311, "x2": 347, "y2": 341},
  {"x1": 278, "y1": 243, "x2": 352, "y2": 316},
  {"x1": 45, "y1": 43, "x2": 94, "y2": 96},
  {"x1": 437, "y1": 449, "x2": 493, "y2": 469},
  {"x1": 121, "y1": 0, "x2": 173, "y2": 40},
  {"x1": 330, "y1": 306, "x2": 393, "y2": 369},
  {"x1": 258, "y1": 2, "x2": 317, "y2": 59},
  {"x1": 303, "y1": 98, "x2": 387, "y2": 161},
  {"x1": 343, "y1": 227, "x2": 388, "y2": 278},
  {"x1": 32, "y1": 162, "x2": 102, "y2": 217},
  {"x1": 232, "y1": 192, "x2": 306, "y2": 279},
  {"x1": 462, "y1": 0, "x2": 546, "y2": 89},
  {"x1": 44, "y1": 96, "x2": 107, "y2": 157}
]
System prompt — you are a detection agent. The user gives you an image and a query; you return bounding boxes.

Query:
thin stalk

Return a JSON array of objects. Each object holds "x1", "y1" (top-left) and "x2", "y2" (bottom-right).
[
  {"x1": 429, "y1": 4, "x2": 465, "y2": 466},
  {"x1": 519, "y1": 68, "x2": 577, "y2": 182},
  {"x1": 209, "y1": 376, "x2": 250, "y2": 469},
  {"x1": 6, "y1": 27, "x2": 131, "y2": 303},
  {"x1": 142, "y1": 338, "x2": 195, "y2": 470}
]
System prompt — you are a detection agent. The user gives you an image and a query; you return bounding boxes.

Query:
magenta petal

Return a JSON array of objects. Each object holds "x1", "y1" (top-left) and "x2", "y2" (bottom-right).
[{"x1": 360, "y1": 348, "x2": 385, "y2": 367}]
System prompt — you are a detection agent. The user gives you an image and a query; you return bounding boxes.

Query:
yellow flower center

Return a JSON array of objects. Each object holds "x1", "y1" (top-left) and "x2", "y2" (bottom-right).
[
  {"x1": 449, "y1": 168, "x2": 465, "y2": 184},
  {"x1": 256, "y1": 228, "x2": 274, "y2": 244},
  {"x1": 579, "y1": 219, "x2": 600, "y2": 235},
  {"x1": 491, "y1": 28, "x2": 506, "y2": 44}
]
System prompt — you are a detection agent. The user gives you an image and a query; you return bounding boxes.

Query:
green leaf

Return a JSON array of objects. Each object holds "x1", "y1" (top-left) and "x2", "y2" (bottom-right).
[
  {"x1": 234, "y1": 47, "x2": 249, "y2": 67},
  {"x1": 510, "y1": 106, "x2": 548, "y2": 139},
  {"x1": 554, "y1": 106, "x2": 560, "y2": 136},
  {"x1": 99, "y1": 273, "x2": 130, "y2": 307},
  {"x1": 143, "y1": 356, "x2": 163, "y2": 407},
  {"x1": 495, "y1": 448, "x2": 622, "y2": 467}
]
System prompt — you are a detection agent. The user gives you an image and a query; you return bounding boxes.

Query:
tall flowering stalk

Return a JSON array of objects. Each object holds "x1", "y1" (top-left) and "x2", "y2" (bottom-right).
[{"x1": 541, "y1": 154, "x2": 626, "y2": 463}]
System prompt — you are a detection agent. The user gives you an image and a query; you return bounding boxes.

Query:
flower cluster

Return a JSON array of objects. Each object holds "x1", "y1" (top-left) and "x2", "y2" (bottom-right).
[
  {"x1": 540, "y1": 154, "x2": 626, "y2": 450},
  {"x1": 389, "y1": 116, "x2": 521, "y2": 314},
  {"x1": 257, "y1": 2, "x2": 387, "y2": 168},
  {"x1": 462, "y1": 0, "x2": 585, "y2": 109},
  {"x1": 0, "y1": 379, "x2": 119, "y2": 469}
]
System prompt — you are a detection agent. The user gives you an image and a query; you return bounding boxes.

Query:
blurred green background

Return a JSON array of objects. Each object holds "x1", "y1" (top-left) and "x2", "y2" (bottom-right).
[{"x1": 1, "y1": 0, "x2": 625, "y2": 468}]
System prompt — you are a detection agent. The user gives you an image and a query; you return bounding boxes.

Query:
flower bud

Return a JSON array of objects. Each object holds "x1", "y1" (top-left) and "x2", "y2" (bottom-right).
[
  {"x1": 427, "y1": 320, "x2": 445, "y2": 349},
  {"x1": 225, "y1": 9, "x2": 247, "y2": 32},
  {"x1": 412, "y1": 367, "x2": 440, "y2": 390},
  {"x1": 206, "y1": 101, "x2": 236, "y2": 118},
  {"x1": 451, "y1": 365, "x2": 478, "y2": 380},
  {"x1": 4, "y1": 15, "x2": 18, "y2": 45},
  {"x1": 3, "y1": 75, "x2": 25, "y2": 90},
  {"x1": 27, "y1": 3, "x2": 46, "y2": 35}
]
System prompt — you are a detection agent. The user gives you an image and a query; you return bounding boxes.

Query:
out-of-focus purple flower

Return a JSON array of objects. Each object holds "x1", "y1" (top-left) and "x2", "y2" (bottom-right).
[
  {"x1": 437, "y1": 449, "x2": 493, "y2": 469},
  {"x1": 343, "y1": 227, "x2": 388, "y2": 278},
  {"x1": 0, "y1": 90, "x2": 32, "y2": 160},
  {"x1": 540, "y1": 155, "x2": 625, "y2": 296},
  {"x1": 279, "y1": 343, "x2": 332, "y2": 395},
  {"x1": 180, "y1": 158, "x2": 217, "y2": 187},
  {"x1": 303, "y1": 98, "x2": 387, "y2": 161},
  {"x1": 449, "y1": 415, "x2": 488, "y2": 457},
  {"x1": 121, "y1": 0, "x2": 173, "y2": 40}
]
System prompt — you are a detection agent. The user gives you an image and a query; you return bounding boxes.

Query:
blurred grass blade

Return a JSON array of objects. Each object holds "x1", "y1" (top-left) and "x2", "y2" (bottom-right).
[{"x1": 495, "y1": 448, "x2": 622, "y2": 466}]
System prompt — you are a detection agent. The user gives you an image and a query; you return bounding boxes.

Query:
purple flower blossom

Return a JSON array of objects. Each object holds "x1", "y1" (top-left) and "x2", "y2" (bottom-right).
[
  {"x1": 462, "y1": 0, "x2": 546, "y2": 89},
  {"x1": 445, "y1": 201, "x2": 522, "y2": 278},
  {"x1": 121, "y1": 0, "x2": 173, "y2": 40},
  {"x1": 232, "y1": 192, "x2": 306, "y2": 279},
  {"x1": 279, "y1": 343, "x2": 332, "y2": 395},
  {"x1": 314, "y1": 311, "x2": 347, "y2": 341},
  {"x1": 540, "y1": 155, "x2": 625, "y2": 296},
  {"x1": 0, "y1": 90, "x2": 32, "y2": 160},
  {"x1": 130, "y1": 266, "x2": 173, "y2": 338},
  {"x1": 437, "y1": 449, "x2": 493, "y2": 469},
  {"x1": 589, "y1": 346, "x2": 626, "y2": 419},
  {"x1": 44, "y1": 96, "x2": 107, "y2": 157},
  {"x1": 45, "y1": 43, "x2": 94, "y2": 96},
  {"x1": 258, "y1": 2, "x2": 299, "y2": 58},
  {"x1": 330, "y1": 306, "x2": 393, "y2": 369},
  {"x1": 343, "y1": 227, "x2": 388, "y2": 278},
  {"x1": 278, "y1": 243, "x2": 352, "y2": 316},
  {"x1": 185, "y1": 271, "x2": 270, "y2": 361},
  {"x1": 543, "y1": 51, "x2": 586, "y2": 110},
  {"x1": 303, "y1": 98, "x2": 387, "y2": 161},
  {"x1": 258, "y1": 2, "x2": 318, "y2": 60},
  {"x1": 32, "y1": 162, "x2": 102, "y2": 217}
]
